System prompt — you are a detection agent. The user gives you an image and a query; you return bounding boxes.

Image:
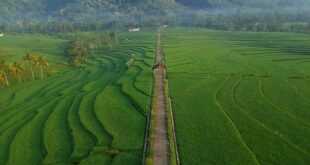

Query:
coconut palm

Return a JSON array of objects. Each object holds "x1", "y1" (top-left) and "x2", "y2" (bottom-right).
[
  {"x1": 32, "y1": 55, "x2": 40, "y2": 68},
  {"x1": 23, "y1": 53, "x2": 36, "y2": 80},
  {"x1": 0, "y1": 60, "x2": 9, "y2": 86},
  {"x1": 9, "y1": 62, "x2": 24, "y2": 82},
  {"x1": 37, "y1": 56, "x2": 49, "y2": 80},
  {"x1": 0, "y1": 72, "x2": 7, "y2": 86}
]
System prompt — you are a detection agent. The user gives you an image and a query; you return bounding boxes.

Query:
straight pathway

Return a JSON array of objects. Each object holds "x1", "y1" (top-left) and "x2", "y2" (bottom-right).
[{"x1": 152, "y1": 30, "x2": 169, "y2": 165}]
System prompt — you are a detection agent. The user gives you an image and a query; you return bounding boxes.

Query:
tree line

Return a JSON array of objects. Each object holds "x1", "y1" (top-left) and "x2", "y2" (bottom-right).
[
  {"x1": 1, "y1": 14, "x2": 310, "y2": 34},
  {"x1": 0, "y1": 22, "x2": 115, "y2": 34},
  {"x1": 66, "y1": 32, "x2": 119, "y2": 66},
  {"x1": 171, "y1": 8, "x2": 310, "y2": 33},
  {"x1": 0, "y1": 53, "x2": 49, "y2": 87},
  {"x1": 0, "y1": 32, "x2": 119, "y2": 87},
  {"x1": 1, "y1": 2, "x2": 310, "y2": 34}
]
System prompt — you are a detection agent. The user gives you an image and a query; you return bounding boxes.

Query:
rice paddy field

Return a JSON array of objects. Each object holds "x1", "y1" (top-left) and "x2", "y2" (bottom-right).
[
  {"x1": 1, "y1": 28, "x2": 310, "y2": 165},
  {"x1": 0, "y1": 32, "x2": 155, "y2": 165},
  {"x1": 163, "y1": 28, "x2": 310, "y2": 165}
]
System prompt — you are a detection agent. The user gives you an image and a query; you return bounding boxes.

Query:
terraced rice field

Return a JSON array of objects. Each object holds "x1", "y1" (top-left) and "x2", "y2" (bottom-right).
[
  {"x1": 2, "y1": 28, "x2": 310, "y2": 165},
  {"x1": 163, "y1": 28, "x2": 310, "y2": 165},
  {"x1": 0, "y1": 32, "x2": 155, "y2": 165}
]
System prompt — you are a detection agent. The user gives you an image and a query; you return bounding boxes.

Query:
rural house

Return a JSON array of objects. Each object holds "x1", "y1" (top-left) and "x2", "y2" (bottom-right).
[{"x1": 128, "y1": 27, "x2": 140, "y2": 32}]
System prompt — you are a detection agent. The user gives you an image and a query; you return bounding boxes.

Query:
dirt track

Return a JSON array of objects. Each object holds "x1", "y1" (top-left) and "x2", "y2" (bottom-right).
[{"x1": 152, "y1": 31, "x2": 169, "y2": 165}]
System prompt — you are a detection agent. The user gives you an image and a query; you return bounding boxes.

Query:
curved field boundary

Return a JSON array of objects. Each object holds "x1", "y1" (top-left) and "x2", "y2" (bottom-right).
[
  {"x1": 0, "y1": 112, "x2": 37, "y2": 165},
  {"x1": 115, "y1": 84, "x2": 146, "y2": 116},
  {"x1": 0, "y1": 32, "x2": 158, "y2": 165},
  {"x1": 43, "y1": 96, "x2": 75, "y2": 165},
  {"x1": 214, "y1": 77, "x2": 261, "y2": 165},
  {"x1": 258, "y1": 79, "x2": 310, "y2": 128},
  {"x1": 6, "y1": 99, "x2": 61, "y2": 165},
  {"x1": 232, "y1": 78, "x2": 310, "y2": 158},
  {"x1": 68, "y1": 94, "x2": 97, "y2": 162},
  {"x1": 288, "y1": 80, "x2": 310, "y2": 104}
]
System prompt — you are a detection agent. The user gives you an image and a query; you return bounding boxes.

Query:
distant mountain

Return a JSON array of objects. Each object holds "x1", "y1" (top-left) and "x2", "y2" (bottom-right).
[
  {"x1": 0, "y1": 0, "x2": 176, "y2": 23},
  {"x1": 176, "y1": 0, "x2": 310, "y2": 8},
  {"x1": 0, "y1": 0, "x2": 309, "y2": 24}
]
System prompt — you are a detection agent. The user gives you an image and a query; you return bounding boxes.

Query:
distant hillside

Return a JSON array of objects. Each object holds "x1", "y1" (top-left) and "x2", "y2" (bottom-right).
[
  {"x1": 0, "y1": 0, "x2": 176, "y2": 22},
  {"x1": 1, "y1": 0, "x2": 309, "y2": 23},
  {"x1": 0, "y1": 0, "x2": 309, "y2": 33},
  {"x1": 176, "y1": 0, "x2": 310, "y2": 8}
]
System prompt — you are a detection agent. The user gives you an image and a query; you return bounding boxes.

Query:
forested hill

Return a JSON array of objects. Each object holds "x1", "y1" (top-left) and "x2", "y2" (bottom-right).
[
  {"x1": 176, "y1": 0, "x2": 310, "y2": 8},
  {"x1": 1, "y1": 0, "x2": 310, "y2": 32},
  {"x1": 0, "y1": 0, "x2": 174, "y2": 22},
  {"x1": 0, "y1": 0, "x2": 174, "y2": 16},
  {"x1": 1, "y1": 0, "x2": 309, "y2": 22}
]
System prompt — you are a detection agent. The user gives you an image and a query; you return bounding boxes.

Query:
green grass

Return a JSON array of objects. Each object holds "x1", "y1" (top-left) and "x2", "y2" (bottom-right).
[
  {"x1": 43, "y1": 96, "x2": 75, "y2": 164},
  {"x1": 0, "y1": 34, "x2": 67, "y2": 64},
  {"x1": 165, "y1": 80, "x2": 179, "y2": 165},
  {"x1": 163, "y1": 28, "x2": 310, "y2": 165},
  {"x1": 68, "y1": 94, "x2": 96, "y2": 161},
  {"x1": 111, "y1": 152, "x2": 141, "y2": 165},
  {"x1": 7, "y1": 100, "x2": 59, "y2": 165},
  {"x1": 0, "y1": 31, "x2": 155, "y2": 165},
  {"x1": 95, "y1": 86, "x2": 145, "y2": 150},
  {"x1": 2, "y1": 29, "x2": 310, "y2": 165}
]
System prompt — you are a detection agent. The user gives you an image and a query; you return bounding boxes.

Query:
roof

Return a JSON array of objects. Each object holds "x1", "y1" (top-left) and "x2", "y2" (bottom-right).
[{"x1": 128, "y1": 28, "x2": 140, "y2": 32}]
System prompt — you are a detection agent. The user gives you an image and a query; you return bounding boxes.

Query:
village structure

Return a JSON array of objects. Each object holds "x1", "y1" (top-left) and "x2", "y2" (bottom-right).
[{"x1": 128, "y1": 27, "x2": 140, "y2": 32}]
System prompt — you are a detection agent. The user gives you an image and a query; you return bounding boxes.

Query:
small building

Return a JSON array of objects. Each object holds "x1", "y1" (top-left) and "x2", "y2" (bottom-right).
[
  {"x1": 128, "y1": 28, "x2": 140, "y2": 32},
  {"x1": 0, "y1": 33, "x2": 4, "y2": 37}
]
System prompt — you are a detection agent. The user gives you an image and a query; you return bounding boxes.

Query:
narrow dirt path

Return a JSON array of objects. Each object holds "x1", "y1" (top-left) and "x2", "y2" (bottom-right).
[{"x1": 152, "y1": 30, "x2": 169, "y2": 165}]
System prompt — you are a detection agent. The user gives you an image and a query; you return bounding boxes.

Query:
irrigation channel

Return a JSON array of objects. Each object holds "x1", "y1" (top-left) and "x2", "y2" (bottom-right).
[{"x1": 145, "y1": 30, "x2": 180, "y2": 165}]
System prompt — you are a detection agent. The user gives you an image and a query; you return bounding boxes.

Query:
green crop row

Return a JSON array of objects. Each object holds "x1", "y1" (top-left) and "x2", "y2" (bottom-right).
[
  {"x1": 164, "y1": 28, "x2": 310, "y2": 165},
  {"x1": 0, "y1": 31, "x2": 155, "y2": 165}
]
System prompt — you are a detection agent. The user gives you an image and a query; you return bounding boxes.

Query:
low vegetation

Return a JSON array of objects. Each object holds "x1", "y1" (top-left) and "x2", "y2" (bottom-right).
[
  {"x1": 0, "y1": 31, "x2": 155, "y2": 165},
  {"x1": 163, "y1": 28, "x2": 310, "y2": 165},
  {"x1": 66, "y1": 32, "x2": 119, "y2": 66},
  {"x1": 0, "y1": 53, "x2": 49, "y2": 87},
  {"x1": 1, "y1": 27, "x2": 310, "y2": 165}
]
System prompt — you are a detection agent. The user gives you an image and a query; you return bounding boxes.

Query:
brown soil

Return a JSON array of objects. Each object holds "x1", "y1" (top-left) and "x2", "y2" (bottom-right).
[{"x1": 152, "y1": 31, "x2": 169, "y2": 165}]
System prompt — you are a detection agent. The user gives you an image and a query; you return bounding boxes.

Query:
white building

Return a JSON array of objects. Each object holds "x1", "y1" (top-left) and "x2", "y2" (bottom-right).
[{"x1": 128, "y1": 28, "x2": 140, "y2": 32}]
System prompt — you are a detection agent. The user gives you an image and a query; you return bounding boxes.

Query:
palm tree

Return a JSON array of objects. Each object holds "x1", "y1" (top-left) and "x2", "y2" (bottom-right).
[
  {"x1": 0, "y1": 60, "x2": 9, "y2": 86},
  {"x1": 23, "y1": 53, "x2": 36, "y2": 80},
  {"x1": 37, "y1": 56, "x2": 49, "y2": 80},
  {"x1": 9, "y1": 62, "x2": 24, "y2": 82},
  {"x1": 0, "y1": 72, "x2": 7, "y2": 86},
  {"x1": 32, "y1": 55, "x2": 40, "y2": 68}
]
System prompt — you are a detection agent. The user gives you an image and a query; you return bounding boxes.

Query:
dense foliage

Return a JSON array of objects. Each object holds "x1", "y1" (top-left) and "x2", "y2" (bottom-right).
[
  {"x1": 177, "y1": 0, "x2": 310, "y2": 8},
  {"x1": 0, "y1": 0, "x2": 175, "y2": 23},
  {"x1": 66, "y1": 32, "x2": 118, "y2": 66},
  {"x1": 0, "y1": 0, "x2": 310, "y2": 32}
]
